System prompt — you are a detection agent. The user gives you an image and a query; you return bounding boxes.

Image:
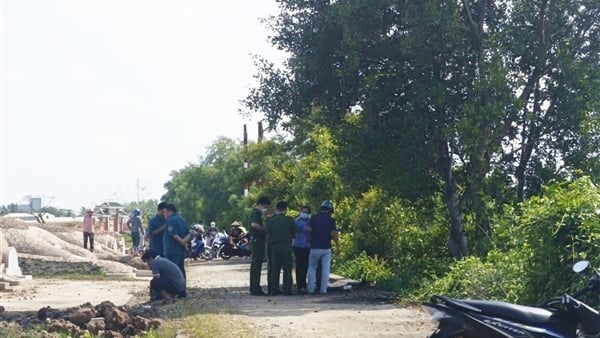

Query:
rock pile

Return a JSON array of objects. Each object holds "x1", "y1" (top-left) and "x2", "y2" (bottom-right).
[{"x1": 1, "y1": 301, "x2": 161, "y2": 337}]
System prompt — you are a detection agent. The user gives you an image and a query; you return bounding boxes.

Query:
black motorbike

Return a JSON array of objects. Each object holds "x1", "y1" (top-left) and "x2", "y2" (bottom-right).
[
  {"x1": 218, "y1": 234, "x2": 251, "y2": 260},
  {"x1": 422, "y1": 260, "x2": 600, "y2": 337}
]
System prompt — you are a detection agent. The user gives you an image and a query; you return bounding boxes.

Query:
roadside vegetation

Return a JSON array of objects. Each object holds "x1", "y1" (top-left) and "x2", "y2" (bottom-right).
[{"x1": 162, "y1": 0, "x2": 600, "y2": 307}]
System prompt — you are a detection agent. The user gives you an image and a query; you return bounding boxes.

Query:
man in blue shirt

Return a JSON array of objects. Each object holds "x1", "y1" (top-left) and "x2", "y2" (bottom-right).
[
  {"x1": 306, "y1": 200, "x2": 340, "y2": 295},
  {"x1": 145, "y1": 202, "x2": 167, "y2": 255},
  {"x1": 162, "y1": 203, "x2": 190, "y2": 280},
  {"x1": 293, "y1": 205, "x2": 311, "y2": 294},
  {"x1": 141, "y1": 250, "x2": 186, "y2": 301}
]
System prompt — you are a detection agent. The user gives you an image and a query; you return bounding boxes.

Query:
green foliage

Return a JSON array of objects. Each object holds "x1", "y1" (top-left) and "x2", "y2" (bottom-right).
[
  {"x1": 416, "y1": 251, "x2": 527, "y2": 303},
  {"x1": 493, "y1": 176, "x2": 600, "y2": 304},
  {"x1": 336, "y1": 252, "x2": 396, "y2": 289},
  {"x1": 334, "y1": 189, "x2": 450, "y2": 290},
  {"x1": 416, "y1": 177, "x2": 600, "y2": 305}
]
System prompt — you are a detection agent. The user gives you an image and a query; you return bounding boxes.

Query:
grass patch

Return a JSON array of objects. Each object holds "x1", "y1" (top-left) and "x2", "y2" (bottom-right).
[
  {"x1": 145, "y1": 288, "x2": 258, "y2": 338},
  {"x1": 148, "y1": 314, "x2": 257, "y2": 338}
]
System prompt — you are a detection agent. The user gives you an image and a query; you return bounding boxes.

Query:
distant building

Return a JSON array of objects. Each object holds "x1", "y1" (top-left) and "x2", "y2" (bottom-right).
[{"x1": 95, "y1": 201, "x2": 130, "y2": 233}]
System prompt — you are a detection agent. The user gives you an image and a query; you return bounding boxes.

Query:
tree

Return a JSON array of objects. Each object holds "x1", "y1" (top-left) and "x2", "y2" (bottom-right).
[{"x1": 244, "y1": 0, "x2": 600, "y2": 257}]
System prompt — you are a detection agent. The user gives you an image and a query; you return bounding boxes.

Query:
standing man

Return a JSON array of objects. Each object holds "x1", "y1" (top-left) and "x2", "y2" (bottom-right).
[
  {"x1": 306, "y1": 200, "x2": 340, "y2": 295},
  {"x1": 163, "y1": 203, "x2": 190, "y2": 280},
  {"x1": 293, "y1": 205, "x2": 311, "y2": 294},
  {"x1": 145, "y1": 202, "x2": 168, "y2": 256},
  {"x1": 248, "y1": 196, "x2": 271, "y2": 296},
  {"x1": 126, "y1": 209, "x2": 145, "y2": 255},
  {"x1": 266, "y1": 201, "x2": 296, "y2": 295},
  {"x1": 82, "y1": 208, "x2": 96, "y2": 253}
]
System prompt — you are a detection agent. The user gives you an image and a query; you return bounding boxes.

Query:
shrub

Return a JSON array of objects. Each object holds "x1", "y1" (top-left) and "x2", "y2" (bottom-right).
[
  {"x1": 336, "y1": 251, "x2": 397, "y2": 288},
  {"x1": 334, "y1": 189, "x2": 450, "y2": 291}
]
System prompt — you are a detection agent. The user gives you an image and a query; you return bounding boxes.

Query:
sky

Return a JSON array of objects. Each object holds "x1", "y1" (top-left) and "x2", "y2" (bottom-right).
[{"x1": 0, "y1": 0, "x2": 286, "y2": 211}]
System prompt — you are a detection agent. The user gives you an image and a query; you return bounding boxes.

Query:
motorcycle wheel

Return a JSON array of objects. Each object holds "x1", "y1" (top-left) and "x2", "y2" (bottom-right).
[
  {"x1": 201, "y1": 249, "x2": 213, "y2": 261},
  {"x1": 218, "y1": 246, "x2": 232, "y2": 260}
]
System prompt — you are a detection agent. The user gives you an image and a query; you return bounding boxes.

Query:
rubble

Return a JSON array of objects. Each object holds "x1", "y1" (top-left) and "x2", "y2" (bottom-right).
[{"x1": 1, "y1": 301, "x2": 161, "y2": 337}]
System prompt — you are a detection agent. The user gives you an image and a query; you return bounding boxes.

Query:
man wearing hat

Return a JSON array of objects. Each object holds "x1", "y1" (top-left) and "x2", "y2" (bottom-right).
[{"x1": 82, "y1": 208, "x2": 96, "y2": 253}]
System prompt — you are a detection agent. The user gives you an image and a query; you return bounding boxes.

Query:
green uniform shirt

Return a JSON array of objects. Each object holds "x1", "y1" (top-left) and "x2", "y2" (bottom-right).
[
  {"x1": 248, "y1": 208, "x2": 266, "y2": 240},
  {"x1": 266, "y1": 214, "x2": 296, "y2": 245}
]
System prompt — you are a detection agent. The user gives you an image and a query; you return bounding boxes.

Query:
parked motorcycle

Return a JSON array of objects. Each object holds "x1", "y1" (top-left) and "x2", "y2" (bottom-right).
[
  {"x1": 188, "y1": 232, "x2": 212, "y2": 261},
  {"x1": 207, "y1": 230, "x2": 229, "y2": 260},
  {"x1": 217, "y1": 234, "x2": 251, "y2": 260},
  {"x1": 422, "y1": 260, "x2": 600, "y2": 337}
]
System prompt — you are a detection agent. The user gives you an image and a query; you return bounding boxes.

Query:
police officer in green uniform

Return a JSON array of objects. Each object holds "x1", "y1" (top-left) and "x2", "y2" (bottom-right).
[
  {"x1": 266, "y1": 201, "x2": 296, "y2": 295},
  {"x1": 249, "y1": 196, "x2": 271, "y2": 296}
]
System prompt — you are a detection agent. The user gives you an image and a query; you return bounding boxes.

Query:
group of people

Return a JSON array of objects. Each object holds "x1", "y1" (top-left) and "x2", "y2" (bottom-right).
[
  {"x1": 82, "y1": 196, "x2": 340, "y2": 301},
  {"x1": 249, "y1": 196, "x2": 340, "y2": 296}
]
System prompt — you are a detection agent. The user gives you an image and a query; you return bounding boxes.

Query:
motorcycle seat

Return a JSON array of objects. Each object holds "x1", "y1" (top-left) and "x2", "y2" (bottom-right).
[{"x1": 461, "y1": 299, "x2": 564, "y2": 325}]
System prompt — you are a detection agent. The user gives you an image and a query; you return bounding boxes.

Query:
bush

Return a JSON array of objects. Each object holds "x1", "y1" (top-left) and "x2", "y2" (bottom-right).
[
  {"x1": 493, "y1": 176, "x2": 600, "y2": 304},
  {"x1": 415, "y1": 249, "x2": 527, "y2": 303},
  {"x1": 333, "y1": 189, "x2": 451, "y2": 291},
  {"x1": 336, "y1": 251, "x2": 397, "y2": 289},
  {"x1": 416, "y1": 176, "x2": 600, "y2": 306}
]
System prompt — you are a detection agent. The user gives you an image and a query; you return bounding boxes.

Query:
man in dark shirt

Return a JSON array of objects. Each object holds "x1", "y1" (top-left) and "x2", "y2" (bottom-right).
[
  {"x1": 306, "y1": 200, "x2": 340, "y2": 295},
  {"x1": 163, "y1": 203, "x2": 190, "y2": 280},
  {"x1": 145, "y1": 202, "x2": 168, "y2": 255},
  {"x1": 248, "y1": 196, "x2": 271, "y2": 296},
  {"x1": 142, "y1": 250, "x2": 186, "y2": 301},
  {"x1": 266, "y1": 201, "x2": 296, "y2": 295}
]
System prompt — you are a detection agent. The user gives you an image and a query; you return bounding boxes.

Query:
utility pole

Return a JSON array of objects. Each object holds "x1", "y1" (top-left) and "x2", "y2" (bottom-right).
[{"x1": 257, "y1": 122, "x2": 263, "y2": 188}]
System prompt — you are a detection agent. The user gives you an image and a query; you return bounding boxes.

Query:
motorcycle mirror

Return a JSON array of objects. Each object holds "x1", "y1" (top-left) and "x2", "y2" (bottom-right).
[{"x1": 573, "y1": 260, "x2": 590, "y2": 273}]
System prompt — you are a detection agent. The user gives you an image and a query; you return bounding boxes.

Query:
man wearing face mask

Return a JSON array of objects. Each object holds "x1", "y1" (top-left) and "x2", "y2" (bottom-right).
[
  {"x1": 248, "y1": 196, "x2": 271, "y2": 296},
  {"x1": 293, "y1": 205, "x2": 311, "y2": 294}
]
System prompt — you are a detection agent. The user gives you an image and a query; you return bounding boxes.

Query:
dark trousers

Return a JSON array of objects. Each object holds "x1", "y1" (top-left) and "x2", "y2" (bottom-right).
[
  {"x1": 293, "y1": 247, "x2": 309, "y2": 290},
  {"x1": 270, "y1": 244, "x2": 293, "y2": 293},
  {"x1": 249, "y1": 238, "x2": 265, "y2": 293},
  {"x1": 83, "y1": 232, "x2": 94, "y2": 252},
  {"x1": 150, "y1": 278, "x2": 186, "y2": 299},
  {"x1": 266, "y1": 243, "x2": 273, "y2": 293},
  {"x1": 166, "y1": 253, "x2": 186, "y2": 280}
]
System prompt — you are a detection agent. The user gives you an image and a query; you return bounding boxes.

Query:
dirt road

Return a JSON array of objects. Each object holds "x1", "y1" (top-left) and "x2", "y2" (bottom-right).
[
  {"x1": 0, "y1": 257, "x2": 433, "y2": 337},
  {"x1": 184, "y1": 259, "x2": 434, "y2": 338}
]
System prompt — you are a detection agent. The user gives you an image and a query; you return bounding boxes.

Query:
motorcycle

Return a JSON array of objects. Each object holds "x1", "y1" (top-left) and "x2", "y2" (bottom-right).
[
  {"x1": 422, "y1": 260, "x2": 600, "y2": 338},
  {"x1": 217, "y1": 233, "x2": 252, "y2": 260},
  {"x1": 188, "y1": 232, "x2": 212, "y2": 261},
  {"x1": 207, "y1": 230, "x2": 229, "y2": 260}
]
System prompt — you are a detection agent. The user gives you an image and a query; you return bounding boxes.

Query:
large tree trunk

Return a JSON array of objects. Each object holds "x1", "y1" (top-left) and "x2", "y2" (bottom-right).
[{"x1": 439, "y1": 142, "x2": 468, "y2": 258}]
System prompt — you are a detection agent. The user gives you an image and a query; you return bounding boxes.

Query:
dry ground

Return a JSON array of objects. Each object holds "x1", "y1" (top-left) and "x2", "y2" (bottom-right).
[
  {"x1": 183, "y1": 258, "x2": 434, "y2": 338},
  {"x1": 0, "y1": 221, "x2": 434, "y2": 337}
]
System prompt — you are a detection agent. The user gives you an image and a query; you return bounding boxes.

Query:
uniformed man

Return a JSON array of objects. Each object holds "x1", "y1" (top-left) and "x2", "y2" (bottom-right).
[
  {"x1": 266, "y1": 201, "x2": 296, "y2": 295},
  {"x1": 145, "y1": 201, "x2": 168, "y2": 256},
  {"x1": 248, "y1": 196, "x2": 271, "y2": 296},
  {"x1": 163, "y1": 203, "x2": 190, "y2": 280}
]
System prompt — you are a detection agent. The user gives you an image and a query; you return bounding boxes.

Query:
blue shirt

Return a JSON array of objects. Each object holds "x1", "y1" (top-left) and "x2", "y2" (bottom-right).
[
  {"x1": 308, "y1": 212, "x2": 337, "y2": 249},
  {"x1": 293, "y1": 217, "x2": 310, "y2": 248},
  {"x1": 163, "y1": 213, "x2": 190, "y2": 257},
  {"x1": 146, "y1": 214, "x2": 165, "y2": 255},
  {"x1": 151, "y1": 256, "x2": 186, "y2": 292}
]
